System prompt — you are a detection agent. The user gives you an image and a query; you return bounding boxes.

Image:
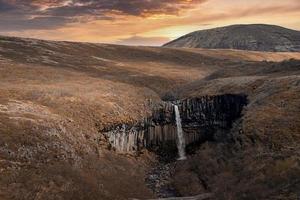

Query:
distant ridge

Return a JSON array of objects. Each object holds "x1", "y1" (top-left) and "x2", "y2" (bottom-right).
[{"x1": 163, "y1": 24, "x2": 300, "y2": 52}]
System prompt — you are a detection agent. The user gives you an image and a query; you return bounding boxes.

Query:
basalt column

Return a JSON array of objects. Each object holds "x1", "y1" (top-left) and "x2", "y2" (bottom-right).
[
  {"x1": 177, "y1": 94, "x2": 248, "y2": 144},
  {"x1": 103, "y1": 94, "x2": 248, "y2": 156}
]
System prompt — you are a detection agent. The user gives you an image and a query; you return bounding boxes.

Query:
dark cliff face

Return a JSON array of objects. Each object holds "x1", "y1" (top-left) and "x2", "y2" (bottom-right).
[
  {"x1": 178, "y1": 94, "x2": 248, "y2": 144},
  {"x1": 164, "y1": 24, "x2": 300, "y2": 52},
  {"x1": 103, "y1": 94, "x2": 248, "y2": 158}
]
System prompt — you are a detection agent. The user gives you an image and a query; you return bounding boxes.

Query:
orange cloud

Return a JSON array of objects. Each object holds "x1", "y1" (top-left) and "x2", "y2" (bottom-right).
[{"x1": 0, "y1": 0, "x2": 299, "y2": 46}]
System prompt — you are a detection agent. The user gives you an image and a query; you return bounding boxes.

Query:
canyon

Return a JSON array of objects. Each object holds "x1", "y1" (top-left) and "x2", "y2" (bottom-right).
[{"x1": 0, "y1": 36, "x2": 300, "y2": 200}]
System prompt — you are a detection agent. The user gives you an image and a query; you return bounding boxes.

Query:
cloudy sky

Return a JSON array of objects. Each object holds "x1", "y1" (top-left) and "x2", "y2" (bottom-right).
[{"x1": 0, "y1": 0, "x2": 300, "y2": 45}]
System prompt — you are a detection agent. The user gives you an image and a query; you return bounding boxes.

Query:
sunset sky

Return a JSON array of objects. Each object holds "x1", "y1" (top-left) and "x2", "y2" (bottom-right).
[{"x1": 1, "y1": 0, "x2": 300, "y2": 46}]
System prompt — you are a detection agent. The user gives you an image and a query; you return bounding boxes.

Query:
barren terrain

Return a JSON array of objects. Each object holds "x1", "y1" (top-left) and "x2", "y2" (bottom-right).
[{"x1": 0, "y1": 36, "x2": 300, "y2": 200}]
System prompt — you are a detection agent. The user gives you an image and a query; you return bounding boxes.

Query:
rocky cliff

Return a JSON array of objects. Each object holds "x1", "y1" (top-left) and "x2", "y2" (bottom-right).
[
  {"x1": 103, "y1": 94, "x2": 247, "y2": 159},
  {"x1": 164, "y1": 24, "x2": 300, "y2": 52}
]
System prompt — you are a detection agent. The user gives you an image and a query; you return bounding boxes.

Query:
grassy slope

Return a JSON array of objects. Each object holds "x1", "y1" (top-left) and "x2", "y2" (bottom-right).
[{"x1": 0, "y1": 36, "x2": 300, "y2": 199}]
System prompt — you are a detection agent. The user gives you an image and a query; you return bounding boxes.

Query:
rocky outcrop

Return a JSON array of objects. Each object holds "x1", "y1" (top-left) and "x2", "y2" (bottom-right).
[
  {"x1": 103, "y1": 94, "x2": 248, "y2": 157},
  {"x1": 103, "y1": 103, "x2": 178, "y2": 155},
  {"x1": 104, "y1": 123, "x2": 146, "y2": 152},
  {"x1": 164, "y1": 24, "x2": 300, "y2": 52},
  {"x1": 178, "y1": 94, "x2": 248, "y2": 143}
]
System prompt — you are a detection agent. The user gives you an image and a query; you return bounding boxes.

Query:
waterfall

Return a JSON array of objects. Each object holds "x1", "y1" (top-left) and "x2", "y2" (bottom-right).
[{"x1": 174, "y1": 105, "x2": 186, "y2": 160}]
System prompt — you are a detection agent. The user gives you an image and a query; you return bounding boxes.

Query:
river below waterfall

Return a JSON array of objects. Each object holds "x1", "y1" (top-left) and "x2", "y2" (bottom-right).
[{"x1": 145, "y1": 161, "x2": 178, "y2": 198}]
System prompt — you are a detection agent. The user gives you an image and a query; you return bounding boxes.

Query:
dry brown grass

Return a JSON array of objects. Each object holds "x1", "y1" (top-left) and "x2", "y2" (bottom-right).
[{"x1": 0, "y1": 36, "x2": 300, "y2": 200}]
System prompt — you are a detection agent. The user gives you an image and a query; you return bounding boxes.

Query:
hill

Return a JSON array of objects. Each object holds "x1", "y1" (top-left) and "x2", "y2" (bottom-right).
[{"x1": 163, "y1": 24, "x2": 300, "y2": 52}]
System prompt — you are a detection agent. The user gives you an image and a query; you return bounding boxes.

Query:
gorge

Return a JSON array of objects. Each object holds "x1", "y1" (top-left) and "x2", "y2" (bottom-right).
[{"x1": 100, "y1": 94, "x2": 248, "y2": 198}]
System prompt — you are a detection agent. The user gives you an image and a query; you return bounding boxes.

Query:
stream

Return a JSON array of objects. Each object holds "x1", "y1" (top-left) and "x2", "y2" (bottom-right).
[{"x1": 145, "y1": 160, "x2": 178, "y2": 198}]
